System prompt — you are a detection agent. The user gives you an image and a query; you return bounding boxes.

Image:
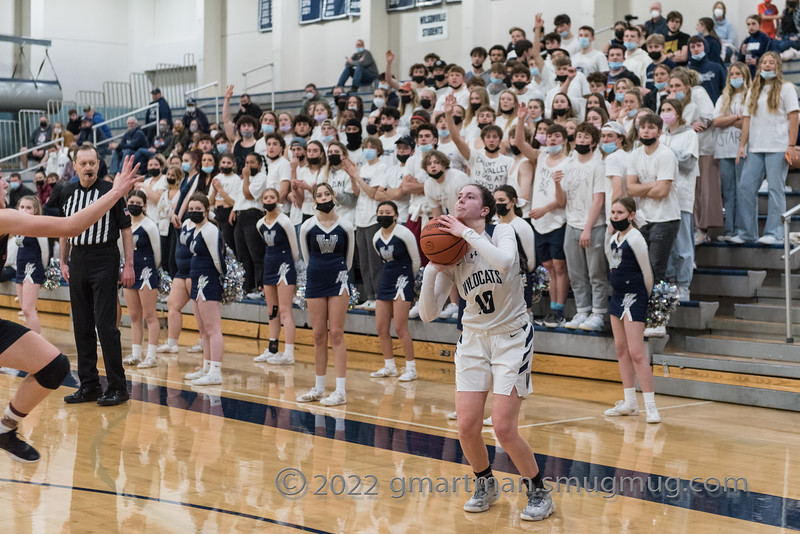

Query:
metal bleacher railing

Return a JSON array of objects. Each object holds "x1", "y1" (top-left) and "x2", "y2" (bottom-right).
[
  {"x1": 781, "y1": 203, "x2": 800, "y2": 344},
  {"x1": 242, "y1": 62, "x2": 275, "y2": 112},
  {"x1": 185, "y1": 81, "x2": 220, "y2": 124},
  {"x1": 0, "y1": 137, "x2": 64, "y2": 177},
  {"x1": 91, "y1": 103, "x2": 159, "y2": 148}
]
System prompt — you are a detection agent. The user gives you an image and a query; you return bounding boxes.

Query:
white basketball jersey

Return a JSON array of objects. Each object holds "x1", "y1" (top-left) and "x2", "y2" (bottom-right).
[{"x1": 445, "y1": 224, "x2": 527, "y2": 332}]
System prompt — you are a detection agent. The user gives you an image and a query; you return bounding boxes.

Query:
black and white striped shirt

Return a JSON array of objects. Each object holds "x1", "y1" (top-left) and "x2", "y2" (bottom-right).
[{"x1": 60, "y1": 179, "x2": 131, "y2": 246}]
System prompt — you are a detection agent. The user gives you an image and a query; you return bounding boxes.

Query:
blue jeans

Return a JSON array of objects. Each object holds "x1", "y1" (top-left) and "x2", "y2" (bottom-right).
[
  {"x1": 718, "y1": 157, "x2": 744, "y2": 237},
  {"x1": 111, "y1": 148, "x2": 152, "y2": 173},
  {"x1": 773, "y1": 37, "x2": 800, "y2": 53},
  {"x1": 737, "y1": 151, "x2": 788, "y2": 241},
  {"x1": 337, "y1": 64, "x2": 376, "y2": 90},
  {"x1": 666, "y1": 211, "x2": 694, "y2": 289}
]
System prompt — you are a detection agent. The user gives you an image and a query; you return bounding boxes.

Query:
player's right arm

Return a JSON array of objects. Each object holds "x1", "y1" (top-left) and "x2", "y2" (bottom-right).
[{"x1": 418, "y1": 263, "x2": 454, "y2": 322}]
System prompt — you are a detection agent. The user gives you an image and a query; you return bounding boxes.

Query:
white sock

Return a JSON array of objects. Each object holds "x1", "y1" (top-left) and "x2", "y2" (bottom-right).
[
  {"x1": 284, "y1": 344, "x2": 295, "y2": 357},
  {"x1": 406, "y1": 360, "x2": 416, "y2": 372},
  {"x1": 132, "y1": 344, "x2": 142, "y2": 359},
  {"x1": 167, "y1": 338, "x2": 178, "y2": 348},
  {"x1": 146, "y1": 344, "x2": 157, "y2": 360},
  {"x1": 201, "y1": 359, "x2": 211, "y2": 373},
  {"x1": 624, "y1": 388, "x2": 637, "y2": 405},
  {"x1": 384, "y1": 358, "x2": 396, "y2": 370},
  {"x1": 315, "y1": 375, "x2": 326, "y2": 391},
  {"x1": 643, "y1": 392, "x2": 655, "y2": 405},
  {"x1": 208, "y1": 360, "x2": 222, "y2": 378},
  {"x1": 335, "y1": 377, "x2": 346, "y2": 393},
  {"x1": 0, "y1": 405, "x2": 23, "y2": 433}
]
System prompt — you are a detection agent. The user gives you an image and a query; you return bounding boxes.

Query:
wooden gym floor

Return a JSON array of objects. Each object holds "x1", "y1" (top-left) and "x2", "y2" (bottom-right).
[{"x1": 0, "y1": 309, "x2": 797, "y2": 533}]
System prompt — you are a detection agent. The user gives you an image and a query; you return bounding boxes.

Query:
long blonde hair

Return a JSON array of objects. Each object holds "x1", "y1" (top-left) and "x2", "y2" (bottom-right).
[
  {"x1": 496, "y1": 90, "x2": 519, "y2": 132},
  {"x1": 747, "y1": 51, "x2": 785, "y2": 115},
  {"x1": 465, "y1": 87, "x2": 490, "y2": 125},
  {"x1": 718, "y1": 62, "x2": 751, "y2": 116}
]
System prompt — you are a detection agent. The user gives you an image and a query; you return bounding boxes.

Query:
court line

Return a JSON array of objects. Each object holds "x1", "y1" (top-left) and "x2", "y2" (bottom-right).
[
  {"x1": 518, "y1": 416, "x2": 596, "y2": 428},
  {"x1": 0, "y1": 477, "x2": 333, "y2": 533},
  {"x1": 658, "y1": 401, "x2": 714, "y2": 410}
]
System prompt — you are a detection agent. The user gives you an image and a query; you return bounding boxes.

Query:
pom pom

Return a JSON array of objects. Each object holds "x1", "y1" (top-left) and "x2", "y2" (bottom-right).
[
  {"x1": 43, "y1": 258, "x2": 62, "y2": 291},
  {"x1": 294, "y1": 260, "x2": 307, "y2": 310},
  {"x1": 646, "y1": 281, "x2": 679, "y2": 328},
  {"x1": 220, "y1": 246, "x2": 245, "y2": 305},
  {"x1": 530, "y1": 265, "x2": 550, "y2": 304},
  {"x1": 348, "y1": 284, "x2": 360, "y2": 310},
  {"x1": 157, "y1": 268, "x2": 172, "y2": 300},
  {"x1": 414, "y1": 266, "x2": 425, "y2": 298}
]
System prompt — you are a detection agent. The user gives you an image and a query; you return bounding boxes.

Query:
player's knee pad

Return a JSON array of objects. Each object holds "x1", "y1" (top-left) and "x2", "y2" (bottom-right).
[
  {"x1": 269, "y1": 305, "x2": 279, "y2": 319},
  {"x1": 34, "y1": 353, "x2": 70, "y2": 390}
]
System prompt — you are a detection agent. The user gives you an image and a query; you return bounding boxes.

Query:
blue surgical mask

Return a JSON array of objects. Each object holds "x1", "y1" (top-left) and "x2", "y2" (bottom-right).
[
  {"x1": 378, "y1": 83, "x2": 389, "y2": 90},
  {"x1": 627, "y1": 109, "x2": 637, "y2": 118},
  {"x1": 181, "y1": 162, "x2": 191, "y2": 172},
  {"x1": 363, "y1": 148, "x2": 377, "y2": 161},
  {"x1": 559, "y1": 30, "x2": 569, "y2": 38},
  {"x1": 419, "y1": 143, "x2": 433, "y2": 152},
  {"x1": 532, "y1": 115, "x2": 542, "y2": 122},
  {"x1": 9, "y1": 182, "x2": 19, "y2": 190},
  {"x1": 760, "y1": 70, "x2": 777, "y2": 80},
  {"x1": 675, "y1": 91, "x2": 685, "y2": 100},
  {"x1": 623, "y1": 41, "x2": 637, "y2": 50},
  {"x1": 201, "y1": 166, "x2": 214, "y2": 174},
  {"x1": 609, "y1": 61, "x2": 624, "y2": 70},
  {"x1": 600, "y1": 142, "x2": 618, "y2": 154},
  {"x1": 578, "y1": 37, "x2": 590, "y2": 49},
  {"x1": 615, "y1": 92, "x2": 625, "y2": 102},
  {"x1": 730, "y1": 78, "x2": 744, "y2": 89},
  {"x1": 490, "y1": 77, "x2": 504, "y2": 85},
  {"x1": 217, "y1": 143, "x2": 227, "y2": 153},
  {"x1": 356, "y1": 47, "x2": 364, "y2": 53},
  {"x1": 437, "y1": 129, "x2": 450, "y2": 138},
  {"x1": 542, "y1": 144, "x2": 562, "y2": 154},
  {"x1": 691, "y1": 52, "x2": 706, "y2": 61},
  {"x1": 262, "y1": 124, "x2": 275, "y2": 134},
  {"x1": 529, "y1": 67, "x2": 540, "y2": 77},
  {"x1": 654, "y1": 81, "x2": 667, "y2": 90},
  {"x1": 322, "y1": 134, "x2": 335, "y2": 143}
]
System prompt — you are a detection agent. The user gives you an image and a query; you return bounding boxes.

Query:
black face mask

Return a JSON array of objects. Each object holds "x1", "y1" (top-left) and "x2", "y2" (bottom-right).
[
  {"x1": 567, "y1": 134, "x2": 575, "y2": 143},
  {"x1": 187, "y1": 211, "x2": 205, "y2": 224},
  {"x1": 127, "y1": 204, "x2": 143, "y2": 217},
  {"x1": 449, "y1": 83, "x2": 462, "y2": 90},
  {"x1": 512, "y1": 81, "x2": 528, "y2": 90},
  {"x1": 648, "y1": 50, "x2": 662, "y2": 61},
  {"x1": 336, "y1": 99, "x2": 347, "y2": 111},
  {"x1": 575, "y1": 143, "x2": 592, "y2": 154},
  {"x1": 484, "y1": 145, "x2": 500, "y2": 154},
  {"x1": 503, "y1": 75, "x2": 512, "y2": 87},
  {"x1": 453, "y1": 115, "x2": 464, "y2": 126},
  {"x1": 296, "y1": 154, "x2": 306, "y2": 162},
  {"x1": 470, "y1": 102, "x2": 481, "y2": 112},
  {"x1": 472, "y1": 62, "x2": 483, "y2": 69},
  {"x1": 307, "y1": 156, "x2": 322, "y2": 166},
  {"x1": 249, "y1": 166, "x2": 259, "y2": 175},
  {"x1": 495, "y1": 203, "x2": 510, "y2": 216},
  {"x1": 396, "y1": 153, "x2": 411, "y2": 164},
  {"x1": 147, "y1": 168, "x2": 161, "y2": 177},
  {"x1": 434, "y1": 74, "x2": 446, "y2": 82},
  {"x1": 167, "y1": 178, "x2": 177, "y2": 185},
  {"x1": 478, "y1": 122, "x2": 492, "y2": 130},
  {"x1": 328, "y1": 154, "x2": 342, "y2": 166},
  {"x1": 555, "y1": 74, "x2": 568, "y2": 83},
  {"x1": 510, "y1": 145, "x2": 521, "y2": 156},
  {"x1": 615, "y1": 29, "x2": 625, "y2": 41},
  {"x1": 380, "y1": 123, "x2": 393, "y2": 132},
  {"x1": 220, "y1": 166, "x2": 233, "y2": 174},
  {"x1": 412, "y1": 75, "x2": 425, "y2": 84},
  {"x1": 40, "y1": 121, "x2": 48, "y2": 128},
  {"x1": 316, "y1": 200, "x2": 335, "y2": 213},
  {"x1": 401, "y1": 94, "x2": 412, "y2": 105},
  {"x1": 376, "y1": 215, "x2": 394, "y2": 228},
  {"x1": 552, "y1": 107, "x2": 568, "y2": 116},
  {"x1": 366, "y1": 124, "x2": 378, "y2": 135},
  {"x1": 263, "y1": 203, "x2": 277, "y2": 212},
  {"x1": 639, "y1": 136, "x2": 657, "y2": 146},
  {"x1": 428, "y1": 170, "x2": 444, "y2": 180},
  {"x1": 420, "y1": 99, "x2": 433, "y2": 110},
  {"x1": 611, "y1": 218, "x2": 630, "y2": 232},
  {"x1": 346, "y1": 132, "x2": 362, "y2": 149}
]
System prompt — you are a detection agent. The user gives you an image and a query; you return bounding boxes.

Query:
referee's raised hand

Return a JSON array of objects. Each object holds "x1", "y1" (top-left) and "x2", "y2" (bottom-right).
[{"x1": 111, "y1": 155, "x2": 142, "y2": 199}]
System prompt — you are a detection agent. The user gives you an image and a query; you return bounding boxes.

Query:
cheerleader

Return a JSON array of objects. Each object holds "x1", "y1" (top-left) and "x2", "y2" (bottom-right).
[
  {"x1": 158, "y1": 209, "x2": 196, "y2": 354},
  {"x1": 369, "y1": 201, "x2": 421, "y2": 381},
  {"x1": 184, "y1": 193, "x2": 227, "y2": 386},
  {"x1": 254, "y1": 188, "x2": 299, "y2": 365},
  {"x1": 121, "y1": 191, "x2": 162, "y2": 369},
  {"x1": 14, "y1": 196, "x2": 47, "y2": 334},
  {"x1": 297, "y1": 183, "x2": 354, "y2": 406},
  {"x1": 605, "y1": 197, "x2": 660, "y2": 423}
]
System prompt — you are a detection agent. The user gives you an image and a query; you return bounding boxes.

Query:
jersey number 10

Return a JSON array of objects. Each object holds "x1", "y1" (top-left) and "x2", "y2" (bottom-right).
[{"x1": 475, "y1": 291, "x2": 495, "y2": 314}]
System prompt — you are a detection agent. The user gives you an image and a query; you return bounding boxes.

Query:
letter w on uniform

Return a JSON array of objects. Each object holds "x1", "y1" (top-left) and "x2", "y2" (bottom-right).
[{"x1": 317, "y1": 234, "x2": 338, "y2": 254}]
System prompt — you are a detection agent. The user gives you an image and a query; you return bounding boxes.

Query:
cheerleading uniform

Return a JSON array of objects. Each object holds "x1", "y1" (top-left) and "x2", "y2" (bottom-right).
[
  {"x1": 372, "y1": 224, "x2": 421, "y2": 302},
  {"x1": 0, "y1": 234, "x2": 31, "y2": 352},
  {"x1": 257, "y1": 212, "x2": 299, "y2": 286},
  {"x1": 174, "y1": 220, "x2": 196, "y2": 280},
  {"x1": 15, "y1": 236, "x2": 48, "y2": 285},
  {"x1": 607, "y1": 228, "x2": 653, "y2": 323},
  {"x1": 130, "y1": 217, "x2": 161, "y2": 290},
  {"x1": 299, "y1": 216, "x2": 354, "y2": 299},
  {"x1": 189, "y1": 222, "x2": 226, "y2": 302}
]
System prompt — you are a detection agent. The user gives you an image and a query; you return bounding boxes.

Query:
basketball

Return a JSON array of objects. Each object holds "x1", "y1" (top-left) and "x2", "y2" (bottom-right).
[{"x1": 420, "y1": 217, "x2": 468, "y2": 265}]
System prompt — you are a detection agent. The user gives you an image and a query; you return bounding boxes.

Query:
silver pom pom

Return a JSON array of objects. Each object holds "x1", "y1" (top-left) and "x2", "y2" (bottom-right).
[
  {"x1": 294, "y1": 260, "x2": 307, "y2": 310},
  {"x1": 158, "y1": 268, "x2": 172, "y2": 300},
  {"x1": 220, "y1": 246, "x2": 245, "y2": 305},
  {"x1": 531, "y1": 265, "x2": 550, "y2": 304},
  {"x1": 43, "y1": 258, "x2": 62, "y2": 291},
  {"x1": 348, "y1": 284, "x2": 360, "y2": 310},
  {"x1": 646, "y1": 281, "x2": 679, "y2": 328}
]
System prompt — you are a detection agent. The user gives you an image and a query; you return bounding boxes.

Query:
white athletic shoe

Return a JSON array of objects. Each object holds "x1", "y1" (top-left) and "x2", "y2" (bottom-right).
[
  {"x1": 253, "y1": 350, "x2": 272, "y2": 362},
  {"x1": 137, "y1": 356, "x2": 158, "y2": 369},
  {"x1": 579, "y1": 313, "x2": 605, "y2": 332},
  {"x1": 408, "y1": 304, "x2": 420, "y2": 319},
  {"x1": 758, "y1": 235, "x2": 777, "y2": 245},
  {"x1": 439, "y1": 302, "x2": 459, "y2": 319},
  {"x1": 645, "y1": 402, "x2": 661, "y2": 424},
  {"x1": 728, "y1": 235, "x2": 745, "y2": 245},
  {"x1": 246, "y1": 291, "x2": 263, "y2": 300},
  {"x1": 191, "y1": 373, "x2": 222, "y2": 386},
  {"x1": 184, "y1": 368, "x2": 208, "y2": 380},
  {"x1": 677, "y1": 287, "x2": 691, "y2": 302},
  {"x1": 520, "y1": 487, "x2": 556, "y2": 521},
  {"x1": 296, "y1": 387, "x2": 325, "y2": 403},
  {"x1": 644, "y1": 325, "x2": 667, "y2": 338},
  {"x1": 483, "y1": 416, "x2": 493, "y2": 426},
  {"x1": 463, "y1": 476, "x2": 500, "y2": 512},
  {"x1": 187, "y1": 342, "x2": 203, "y2": 353},
  {"x1": 155, "y1": 343, "x2": 179, "y2": 353},
  {"x1": 446, "y1": 411, "x2": 458, "y2": 420},
  {"x1": 122, "y1": 355, "x2": 141, "y2": 366},
  {"x1": 370, "y1": 366, "x2": 398, "y2": 378},
  {"x1": 565, "y1": 312, "x2": 589, "y2": 330},
  {"x1": 398, "y1": 368, "x2": 417, "y2": 382},
  {"x1": 266, "y1": 353, "x2": 294, "y2": 365},
  {"x1": 320, "y1": 390, "x2": 347, "y2": 406},
  {"x1": 694, "y1": 229, "x2": 708, "y2": 245},
  {"x1": 604, "y1": 400, "x2": 639, "y2": 417}
]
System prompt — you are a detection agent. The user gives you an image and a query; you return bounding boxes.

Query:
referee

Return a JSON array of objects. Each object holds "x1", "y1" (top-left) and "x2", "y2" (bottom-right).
[{"x1": 60, "y1": 145, "x2": 135, "y2": 406}]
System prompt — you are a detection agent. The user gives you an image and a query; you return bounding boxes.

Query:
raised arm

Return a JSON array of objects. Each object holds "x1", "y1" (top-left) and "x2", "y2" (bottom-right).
[
  {"x1": 444, "y1": 94, "x2": 471, "y2": 160},
  {"x1": 515, "y1": 103, "x2": 541, "y2": 162},
  {"x1": 222, "y1": 84, "x2": 236, "y2": 142},
  {"x1": 385, "y1": 50, "x2": 401, "y2": 91}
]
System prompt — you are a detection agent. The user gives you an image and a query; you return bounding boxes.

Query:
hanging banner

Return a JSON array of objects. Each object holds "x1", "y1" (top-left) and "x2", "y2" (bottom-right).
[
  {"x1": 323, "y1": 0, "x2": 348, "y2": 20},
  {"x1": 300, "y1": 0, "x2": 323, "y2": 24},
  {"x1": 348, "y1": 0, "x2": 361, "y2": 16},
  {"x1": 387, "y1": 0, "x2": 415, "y2": 12},
  {"x1": 416, "y1": 0, "x2": 442, "y2": 6},
  {"x1": 258, "y1": 0, "x2": 272, "y2": 32},
  {"x1": 418, "y1": 8, "x2": 448, "y2": 41}
]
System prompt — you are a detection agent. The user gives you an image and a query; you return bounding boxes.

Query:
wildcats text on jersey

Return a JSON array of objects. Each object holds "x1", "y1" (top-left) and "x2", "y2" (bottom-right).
[{"x1": 461, "y1": 269, "x2": 503, "y2": 296}]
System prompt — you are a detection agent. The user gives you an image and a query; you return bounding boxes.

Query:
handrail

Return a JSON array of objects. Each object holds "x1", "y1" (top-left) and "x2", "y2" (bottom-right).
[
  {"x1": 781, "y1": 206, "x2": 800, "y2": 344},
  {"x1": 242, "y1": 62, "x2": 275, "y2": 111},
  {"x1": 185, "y1": 81, "x2": 220, "y2": 124},
  {"x1": 0, "y1": 137, "x2": 63, "y2": 166},
  {"x1": 92, "y1": 103, "x2": 159, "y2": 146}
]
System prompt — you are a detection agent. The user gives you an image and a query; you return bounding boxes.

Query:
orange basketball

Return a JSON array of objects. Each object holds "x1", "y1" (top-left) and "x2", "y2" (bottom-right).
[{"x1": 420, "y1": 217, "x2": 468, "y2": 265}]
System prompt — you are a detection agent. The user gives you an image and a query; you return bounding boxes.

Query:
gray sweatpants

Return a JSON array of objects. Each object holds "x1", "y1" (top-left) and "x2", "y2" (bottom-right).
[
  {"x1": 355, "y1": 224, "x2": 383, "y2": 301},
  {"x1": 563, "y1": 224, "x2": 608, "y2": 314}
]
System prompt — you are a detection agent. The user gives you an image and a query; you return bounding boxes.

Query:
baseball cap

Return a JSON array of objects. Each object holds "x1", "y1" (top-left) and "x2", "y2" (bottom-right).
[
  {"x1": 186, "y1": 97, "x2": 197, "y2": 105},
  {"x1": 151, "y1": 87, "x2": 161, "y2": 94},
  {"x1": 433, "y1": 60, "x2": 447, "y2": 70},
  {"x1": 600, "y1": 122, "x2": 626, "y2": 136},
  {"x1": 395, "y1": 135, "x2": 415, "y2": 149},
  {"x1": 290, "y1": 137, "x2": 307, "y2": 148},
  {"x1": 410, "y1": 109, "x2": 431, "y2": 123}
]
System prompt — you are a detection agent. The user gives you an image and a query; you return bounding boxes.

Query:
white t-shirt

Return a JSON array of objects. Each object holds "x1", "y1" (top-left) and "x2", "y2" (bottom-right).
[
  {"x1": 573, "y1": 49, "x2": 609, "y2": 75},
  {"x1": 561, "y1": 35, "x2": 582, "y2": 57},
  {"x1": 232, "y1": 170, "x2": 267, "y2": 212},
  {"x1": 506, "y1": 156, "x2": 534, "y2": 215},
  {"x1": 212, "y1": 173, "x2": 241, "y2": 205},
  {"x1": 354, "y1": 161, "x2": 386, "y2": 228},
  {"x1": 437, "y1": 139, "x2": 468, "y2": 172},
  {"x1": 530, "y1": 153, "x2": 569, "y2": 234},
  {"x1": 265, "y1": 156, "x2": 291, "y2": 191},
  {"x1": 691, "y1": 86, "x2": 716, "y2": 156},
  {"x1": 290, "y1": 166, "x2": 322, "y2": 225},
  {"x1": 380, "y1": 131, "x2": 401, "y2": 165},
  {"x1": 604, "y1": 148, "x2": 630, "y2": 224},
  {"x1": 434, "y1": 85, "x2": 470, "y2": 112},
  {"x1": 143, "y1": 175, "x2": 166, "y2": 224},
  {"x1": 623, "y1": 48, "x2": 653, "y2": 87},
  {"x1": 627, "y1": 143, "x2": 680, "y2": 223},
  {"x1": 660, "y1": 125, "x2": 699, "y2": 213},
  {"x1": 561, "y1": 152, "x2": 606, "y2": 229},
  {"x1": 325, "y1": 168, "x2": 356, "y2": 226},
  {"x1": 714, "y1": 92, "x2": 747, "y2": 160},
  {"x1": 382, "y1": 164, "x2": 411, "y2": 222},
  {"x1": 469, "y1": 149, "x2": 513, "y2": 192},
  {"x1": 744, "y1": 81, "x2": 800, "y2": 153},
  {"x1": 424, "y1": 169, "x2": 470, "y2": 215}
]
